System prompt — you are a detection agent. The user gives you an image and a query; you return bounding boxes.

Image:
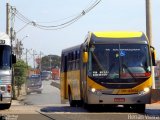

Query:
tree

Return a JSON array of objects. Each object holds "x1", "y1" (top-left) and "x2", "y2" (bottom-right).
[
  {"x1": 40, "y1": 55, "x2": 61, "y2": 71},
  {"x1": 14, "y1": 60, "x2": 28, "y2": 97}
]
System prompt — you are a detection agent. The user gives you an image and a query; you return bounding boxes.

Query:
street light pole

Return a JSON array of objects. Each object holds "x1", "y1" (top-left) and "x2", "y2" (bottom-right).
[
  {"x1": 39, "y1": 51, "x2": 43, "y2": 72},
  {"x1": 146, "y1": 0, "x2": 152, "y2": 44},
  {"x1": 6, "y1": 2, "x2": 10, "y2": 35},
  {"x1": 146, "y1": 0, "x2": 155, "y2": 89},
  {"x1": 49, "y1": 55, "x2": 52, "y2": 72},
  {"x1": 33, "y1": 50, "x2": 36, "y2": 70}
]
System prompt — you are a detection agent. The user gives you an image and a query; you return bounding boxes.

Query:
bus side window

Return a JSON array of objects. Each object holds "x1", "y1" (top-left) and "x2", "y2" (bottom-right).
[
  {"x1": 61, "y1": 54, "x2": 68, "y2": 72},
  {"x1": 72, "y1": 51, "x2": 75, "y2": 70},
  {"x1": 67, "y1": 53, "x2": 71, "y2": 71},
  {"x1": 60, "y1": 56, "x2": 63, "y2": 72},
  {"x1": 75, "y1": 51, "x2": 80, "y2": 70},
  {"x1": 64, "y1": 56, "x2": 67, "y2": 72}
]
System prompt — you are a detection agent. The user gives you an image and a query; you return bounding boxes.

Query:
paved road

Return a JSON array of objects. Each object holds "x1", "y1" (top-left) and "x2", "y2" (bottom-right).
[
  {"x1": 0, "y1": 104, "x2": 160, "y2": 120},
  {"x1": 23, "y1": 80, "x2": 61, "y2": 105},
  {"x1": 0, "y1": 80, "x2": 160, "y2": 120}
]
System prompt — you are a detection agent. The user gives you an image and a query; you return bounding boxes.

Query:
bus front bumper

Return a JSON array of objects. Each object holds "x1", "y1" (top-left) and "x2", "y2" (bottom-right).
[
  {"x1": 0, "y1": 92, "x2": 12, "y2": 104},
  {"x1": 87, "y1": 90, "x2": 151, "y2": 104},
  {"x1": 0, "y1": 97, "x2": 11, "y2": 104}
]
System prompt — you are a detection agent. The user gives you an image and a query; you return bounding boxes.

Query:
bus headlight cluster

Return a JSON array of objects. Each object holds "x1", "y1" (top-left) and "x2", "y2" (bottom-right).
[
  {"x1": 91, "y1": 88, "x2": 96, "y2": 93},
  {"x1": 138, "y1": 87, "x2": 150, "y2": 95},
  {"x1": 90, "y1": 88, "x2": 101, "y2": 95},
  {"x1": 144, "y1": 87, "x2": 150, "y2": 93}
]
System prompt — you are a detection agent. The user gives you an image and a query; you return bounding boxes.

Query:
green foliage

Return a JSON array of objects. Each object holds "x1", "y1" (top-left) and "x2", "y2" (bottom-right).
[
  {"x1": 14, "y1": 60, "x2": 28, "y2": 88},
  {"x1": 40, "y1": 55, "x2": 61, "y2": 70}
]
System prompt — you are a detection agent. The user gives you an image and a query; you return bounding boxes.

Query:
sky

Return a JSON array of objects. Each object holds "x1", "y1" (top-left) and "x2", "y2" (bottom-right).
[{"x1": 0, "y1": 0, "x2": 160, "y2": 66}]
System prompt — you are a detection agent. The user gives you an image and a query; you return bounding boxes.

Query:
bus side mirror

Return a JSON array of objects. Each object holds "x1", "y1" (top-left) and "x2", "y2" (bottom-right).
[
  {"x1": 151, "y1": 47, "x2": 156, "y2": 66},
  {"x1": 83, "y1": 52, "x2": 88, "y2": 63},
  {"x1": 12, "y1": 54, "x2": 16, "y2": 64}
]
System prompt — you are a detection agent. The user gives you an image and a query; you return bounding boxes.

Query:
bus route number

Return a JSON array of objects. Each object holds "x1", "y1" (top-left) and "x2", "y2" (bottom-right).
[{"x1": 0, "y1": 40, "x2": 5, "y2": 44}]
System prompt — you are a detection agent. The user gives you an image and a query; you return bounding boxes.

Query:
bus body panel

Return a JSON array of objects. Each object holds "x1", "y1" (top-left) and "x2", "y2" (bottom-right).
[
  {"x1": 60, "y1": 72, "x2": 66, "y2": 101},
  {"x1": 87, "y1": 77, "x2": 152, "y2": 95},
  {"x1": 67, "y1": 70, "x2": 81, "y2": 100},
  {"x1": 86, "y1": 76, "x2": 152, "y2": 104},
  {"x1": 0, "y1": 74, "x2": 12, "y2": 104},
  {"x1": 60, "y1": 45, "x2": 81, "y2": 103},
  {"x1": 87, "y1": 91, "x2": 151, "y2": 104},
  {"x1": 61, "y1": 70, "x2": 81, "y2": 100}
]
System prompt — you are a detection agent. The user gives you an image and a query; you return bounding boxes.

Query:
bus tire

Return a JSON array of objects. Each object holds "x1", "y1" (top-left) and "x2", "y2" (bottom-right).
[
  {"x1": 0, "y1": 103, "x2": 11, "y2": 110},
  {"x1": 68, "y1": 88, "x2": 76, "y2": 107},
  {"x1": 83, "y1": 103, "x2": 88, "y2": 109},
  {"x1": 131, "y1": 104, "x2": 145, "y2": 113},
  {"x1": 77, "y1": 100, "x2": 83, "y2": 107}
]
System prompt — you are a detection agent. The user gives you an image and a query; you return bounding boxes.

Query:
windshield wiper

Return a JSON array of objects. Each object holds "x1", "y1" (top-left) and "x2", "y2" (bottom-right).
[
  {"x1": 105, "y1": 63, "x2": 116, "y2": 79},
  {"x1": 122, "y1": 64, "x2": 137, "y2": 81}
]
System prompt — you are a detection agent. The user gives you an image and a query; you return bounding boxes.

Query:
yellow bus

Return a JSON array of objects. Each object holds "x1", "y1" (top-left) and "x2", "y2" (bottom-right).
[{"x1": 60, "y1": 31, "x2": 156, "y2": 112}]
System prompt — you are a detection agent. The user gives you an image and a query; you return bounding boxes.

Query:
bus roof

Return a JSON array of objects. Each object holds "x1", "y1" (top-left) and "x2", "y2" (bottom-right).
[
  {"x1": 92, "y1": 31, "x2": 144, "y2": 38},
  {"x1": 61, "y1": 31, "x2": 149, "y2": 55},
  {"x1": 62, "y1": 45, "x2": 81, "y2": 55},
  {"x1": 88, "y1": 31, "x2": 149, "y2": 44},
  {"x1": 0, "y1": 32, "x2": 11, "y2": 45}
]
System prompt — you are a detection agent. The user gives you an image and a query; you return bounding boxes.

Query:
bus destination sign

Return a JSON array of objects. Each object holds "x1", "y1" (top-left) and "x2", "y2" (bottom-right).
[{"x1": 0, "y1": 40, "x2": 5, "y2": 44}]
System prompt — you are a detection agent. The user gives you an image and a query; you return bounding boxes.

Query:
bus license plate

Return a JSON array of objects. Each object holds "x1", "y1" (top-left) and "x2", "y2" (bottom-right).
[{"x1": 114, "y1": 98, "x2": 125, "y2": 102}]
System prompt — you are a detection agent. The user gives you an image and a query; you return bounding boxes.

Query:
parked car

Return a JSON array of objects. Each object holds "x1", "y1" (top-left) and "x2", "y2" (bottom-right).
[{"x1": 26, "y1": 74, "x2": 43, "y2": 94}]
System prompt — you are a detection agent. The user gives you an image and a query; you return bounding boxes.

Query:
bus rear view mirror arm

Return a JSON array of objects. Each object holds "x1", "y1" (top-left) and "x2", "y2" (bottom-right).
[
  {"x1": 83, "y1": 52, "x2": 88, "y2": 63},
  {"x1": 150, "y1": 46, "x2": 156, "y2": 66},
  {"x1": 12, "y1": 54, "x2": 16, "y2": 64}
]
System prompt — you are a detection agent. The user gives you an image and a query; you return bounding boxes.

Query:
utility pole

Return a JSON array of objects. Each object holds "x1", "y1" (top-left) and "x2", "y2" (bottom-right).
[
  {"x1": 26, "y1": 49, "x2": 28, "y2": 66},
  {"x1": 49, "y1": 55, "x2": 52, "y2": 72},
  {"x1": 146, "y1": 0, "x2": 155, "y2": 89},
  {"x1": 33, "y1": 50, "x2": 36, "y2": 73},
  {"x1": 146, "y1": 0, "x2": 152, "y2": 44},
  {"x1": 26, "y1": 49, "x2": 29, "y2": 77},
  {"x1": 39, "y1": 51, "x2": 42, "y2": 72},
  {"x1": 6, "y1": 2, "x2": 10, "y2": 35},
  {"x1": 15, "y1": 39, "x2": 21, "y2": 59}
]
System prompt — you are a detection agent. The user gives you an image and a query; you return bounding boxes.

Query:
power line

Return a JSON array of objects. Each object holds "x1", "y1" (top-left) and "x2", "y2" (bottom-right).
[{"x1": 12, "y1": 0, "x2": 102, "y2": 30}]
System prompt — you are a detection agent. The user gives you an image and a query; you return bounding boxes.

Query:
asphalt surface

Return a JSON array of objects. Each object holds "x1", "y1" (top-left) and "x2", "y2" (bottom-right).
[
  {"x1": 1, "y1": 80, "x2": 160, "y2": 120},
  {"x1": 1, "y1": 104, "x2": 160, "y2": 120},
  {"x1": 23, "y1": 80, "x2": 61, "y2": 105}
]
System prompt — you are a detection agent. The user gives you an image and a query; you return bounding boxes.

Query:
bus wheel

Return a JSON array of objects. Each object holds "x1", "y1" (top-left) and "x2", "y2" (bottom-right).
[
  {"x1": 0, "y1": 103, "x2": 11, "y2": 110},
  {"x1": 68, "y1": 89, "x2": 76, "y2": 107},
  {"x1": 77, "y1": 100, "x2": 83, "y2": 107},
  {"x1": 131, "y1": 104, "x2": 145, "y2": 113},
  {"x1": 83, "y1": 103, "x2": 89, "y2": 109}
]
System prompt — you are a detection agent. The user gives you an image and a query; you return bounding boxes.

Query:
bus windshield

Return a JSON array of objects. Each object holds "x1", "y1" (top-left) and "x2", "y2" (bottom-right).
[
  {"x1": 88, "y1": 44, "x2": 151, "y2": 79},
  {"x1": 0, "y1": 45, "x2": 11, "y2": 69}
]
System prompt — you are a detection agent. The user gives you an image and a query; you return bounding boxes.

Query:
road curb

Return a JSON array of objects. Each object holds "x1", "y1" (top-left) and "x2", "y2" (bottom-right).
[
  {"x1": 12, "y1": 95, "x2": 26, "y2": 105},
  {"x1": 50, "y1": 81, "x2": 60, "y2": 89}
]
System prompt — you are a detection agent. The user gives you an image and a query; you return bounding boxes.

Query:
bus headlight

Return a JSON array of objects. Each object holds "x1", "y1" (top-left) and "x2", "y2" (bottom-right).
[
  {"x1": 144, "y1": 87, "x2": 150, "y2": 93},
  {"x1": 138, "y1": 87, "x2": 150, "y2": 95},
  {"x1": 91, "y1": 88, "x2": 96, "y2": 93},
  {"x1": 90, "y1": 88, "x2": 102, "y2": 95}
]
